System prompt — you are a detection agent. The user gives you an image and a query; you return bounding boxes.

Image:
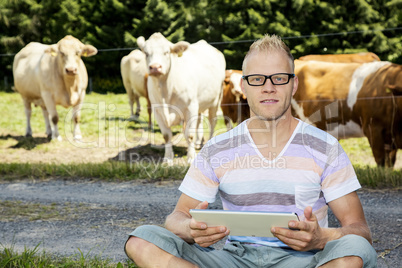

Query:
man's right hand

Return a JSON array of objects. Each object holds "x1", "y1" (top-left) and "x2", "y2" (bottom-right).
[{"x1": 189, "y1": 201, "x2": 230, "y2": 247}]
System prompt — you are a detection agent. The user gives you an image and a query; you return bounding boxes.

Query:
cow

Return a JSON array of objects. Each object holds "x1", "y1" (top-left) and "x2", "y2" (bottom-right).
[
  {"x1": 13, "y1": 35, "x2": 97, "y2": 141},
  {"x1": 137, "y1": 32, "x2": 226, "y2": 163},
  {"x1": 292, "y1": 59, "x2": 402, "y2": 168},
  {"x1": 221, "y1": 69, "x2": 249, "y2": 130},
  {"x1": 120, "y1": 49, "x2": 151, "y2": 127},
  {"x1": 298, "y1": 52, "x2": 380, "y2": 63}
]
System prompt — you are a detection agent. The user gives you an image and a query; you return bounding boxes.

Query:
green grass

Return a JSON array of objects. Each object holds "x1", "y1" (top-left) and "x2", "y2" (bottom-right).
[
  {"x1": 0, "y1": 243, "x2": 138, "y2": 267},
  {"x1": 0, "y1": 161, "x2": 189, "y2": 181},
  {"x1": 0, "y1": 92, "x2": 132, "y2": 137},
  {"x1": 354, "y1": 165, "x2": 402, "y2": 188},
  {"x1": 0, "y1": 91, "x2": 224, "y2": 145},
  {"x1": 0, "y1": 161, "x2": 400, "y2": 188}
]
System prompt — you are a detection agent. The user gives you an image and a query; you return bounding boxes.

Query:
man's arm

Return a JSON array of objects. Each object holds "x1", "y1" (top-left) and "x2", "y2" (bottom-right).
[
  {"x1": 271, "y1": 191, "x2": 372, "y2": 251},
  {"x1": 326, "y1": 191, "x2": 372, "y2": 244},
  {"x1": 164, "y1": 193, "x2": 229, "y2": 247}
]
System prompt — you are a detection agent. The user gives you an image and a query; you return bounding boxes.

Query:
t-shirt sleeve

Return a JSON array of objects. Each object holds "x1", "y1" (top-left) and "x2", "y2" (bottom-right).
[
  {"x1": 179, "y1": 145, "x2": 220, "y2": 203},
  {"x1": 321, "y1": 141, "x2": 361, "y2": 203}
]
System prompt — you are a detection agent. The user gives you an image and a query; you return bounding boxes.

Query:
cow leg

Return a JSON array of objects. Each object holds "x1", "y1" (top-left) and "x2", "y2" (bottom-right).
[
  {"x1": 40, "y1": 106, "x2": 52, "y2": 140},
  {"x1": 22, "y1": 98, "x2": 33, "y2": 137},
  {"x1": 134, "y1": 95, "x2": 141, "y2": 118},
  {"x1": 389, "y1": 149, "x2": 397, "y2": 168},
  {"x1": 184, "y1": 110, "x2": 200, "y2": 163},
  {"x1": 41, "y1": 93, "x2": 61, "y2": 141},
  {"x1": 72, "y1": 103, "x2": 82, "y2": 140},
  {"x1": 154, "y1": 112, "x2": 174, "y2": 164},
  {"x1": 145, "y1": 93, "x2": 152, "y2": 129},
  {"x1": 195, "y1": 113, "x2": 204, "y2": 150},
  {"x1": 162, "y1": 130, "x2": 174, "y2": 165},
  {"x1": 364, "y1": 125, "x2": 386, "y2": 167},
  {"x1": 207, "y1": 106, "x2": 219, "y2": 139},
  {"x1": 236, "y1": 101, "x2": 242, "y2": 124},
  {"x1": 384, "y1": 145, "x2": 397, "y2": 168},
  {"x1": 224, "y1": 116, "x2": 233, "y2": 131},
  {"x1": 125, "y1": 85, "x2": 136, "y2": 120},
  {"x1": 128, "y1": 97, "x2": 140, "y2": 121}
]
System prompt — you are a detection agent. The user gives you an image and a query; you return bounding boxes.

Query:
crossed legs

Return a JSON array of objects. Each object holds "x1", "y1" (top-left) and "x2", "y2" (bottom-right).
[{"x1": 125, "y1": 236, "x2": 198, "y2": 268}]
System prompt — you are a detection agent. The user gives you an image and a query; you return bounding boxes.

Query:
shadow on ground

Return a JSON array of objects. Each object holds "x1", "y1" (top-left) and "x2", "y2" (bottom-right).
[
  {"x1": 0, "y1": 135, "x2": 50, "y2": 150},
  {"x1": 109, "y1": 143, "x2": 188, "y2": 163}
]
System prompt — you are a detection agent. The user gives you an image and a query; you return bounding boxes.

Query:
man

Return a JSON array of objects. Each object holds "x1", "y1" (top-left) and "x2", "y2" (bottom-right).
[{"x1": 125, "y1": 34, "x2": 377, "y2": 267}]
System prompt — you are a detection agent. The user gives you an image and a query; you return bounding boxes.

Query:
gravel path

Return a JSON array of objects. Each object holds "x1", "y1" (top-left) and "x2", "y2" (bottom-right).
[{"x1": 0, "y1": 179, "x2": 400, "y2": 267}]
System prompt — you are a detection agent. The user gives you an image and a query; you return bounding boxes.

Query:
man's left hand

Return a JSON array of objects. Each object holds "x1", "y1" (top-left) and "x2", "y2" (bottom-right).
[{"x1": 271, "y1": 206, "x2": 327, "y2": 251}]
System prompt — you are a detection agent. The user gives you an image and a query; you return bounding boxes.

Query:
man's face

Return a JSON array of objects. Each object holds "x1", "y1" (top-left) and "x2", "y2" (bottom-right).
[{"x1": 241, "y1": 50, "x2": 298, "y2": 121}]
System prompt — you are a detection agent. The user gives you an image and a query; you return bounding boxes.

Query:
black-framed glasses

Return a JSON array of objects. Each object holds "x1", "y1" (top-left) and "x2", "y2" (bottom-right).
[{"x1": 242, "y1": 73, "x2": 295, "y2": 86}]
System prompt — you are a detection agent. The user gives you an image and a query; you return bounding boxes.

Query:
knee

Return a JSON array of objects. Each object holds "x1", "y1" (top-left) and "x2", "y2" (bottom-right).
[
  {"x1": 330, "y1": 235, "x2": 377, "y2": 266},
  {"x1": 320, "y1": 256, "x2": 363, "y2": 268},
  {"x1": 125, "y1": 236, "x2": 150, "y2": 264},
  {"x1": 52, "y1": 115, "x2": 59, "y2": 125},
  {"x1": 343, "y1": 234, "x2": 375, "y2": 255}
]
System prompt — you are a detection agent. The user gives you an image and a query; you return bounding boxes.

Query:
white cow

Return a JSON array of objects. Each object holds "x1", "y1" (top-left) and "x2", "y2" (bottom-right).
[
  {"x1": 137, "y1": 33, "x2": 226, "y2": 163},
  {"x1": 13, "y1": 35, "x2": 97, "y2": 140},
  {"x1": 120, "y1": 49, "x2": 151, "y2": 126}
]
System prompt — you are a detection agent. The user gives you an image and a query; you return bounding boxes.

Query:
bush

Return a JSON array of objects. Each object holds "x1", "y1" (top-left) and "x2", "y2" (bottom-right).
[
  {"x1": 90, "y1": 76, "x2": 125, "y2": 94},
  {"x1": 0, "y1": 76, "x2": 14, "y2": 92}
]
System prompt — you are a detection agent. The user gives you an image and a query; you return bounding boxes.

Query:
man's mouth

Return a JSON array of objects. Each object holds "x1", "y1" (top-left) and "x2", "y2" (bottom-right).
[{"x1": 260, "y1": 99, "x2": 278, "y2": 104}]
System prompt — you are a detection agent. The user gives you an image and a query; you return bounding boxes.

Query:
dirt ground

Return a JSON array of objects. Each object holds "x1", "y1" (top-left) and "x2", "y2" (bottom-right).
[
  {"x1": 0, "y1": 133, "x2": 175, "y2": 165},
  {"x1": 0, "y1": 178, "x2": 400, "y2": 267}
]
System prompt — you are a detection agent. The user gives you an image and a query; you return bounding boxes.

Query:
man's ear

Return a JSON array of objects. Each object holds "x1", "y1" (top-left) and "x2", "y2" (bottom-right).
[
  {"x1": 240, "y1": 77, "x2": 247, "y2": 97},
  {"x1": 292, "y1": 75, "x2": 299, "y2": 96}
]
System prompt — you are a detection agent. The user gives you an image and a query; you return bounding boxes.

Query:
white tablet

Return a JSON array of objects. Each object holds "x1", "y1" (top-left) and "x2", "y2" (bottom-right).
[{"x1": 189, "y1": 209, "x2": 299, "y2": 237}]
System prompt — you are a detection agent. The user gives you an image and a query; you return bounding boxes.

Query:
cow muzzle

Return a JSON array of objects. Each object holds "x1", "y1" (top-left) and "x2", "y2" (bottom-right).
[
  {"x1": 65, "y1": 67, "x2": 78, "y2": 75},
  {"x1": 232, "y1": 90, "x2": 244, "y2": 102},
  {"x1": 149, "y1": 64, "x2": 163, "y2": 76}
]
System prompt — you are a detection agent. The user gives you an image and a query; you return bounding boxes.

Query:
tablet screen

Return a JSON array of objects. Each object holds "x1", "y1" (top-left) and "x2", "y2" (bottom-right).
[{"x1": 190, "y1": 209, "x2": 299, "y2": 237}]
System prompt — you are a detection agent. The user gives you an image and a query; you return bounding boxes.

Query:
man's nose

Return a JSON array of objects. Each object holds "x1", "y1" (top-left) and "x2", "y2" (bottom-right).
[{"x1": 261, "y1": 79, "x2": 276, "y2": 93}]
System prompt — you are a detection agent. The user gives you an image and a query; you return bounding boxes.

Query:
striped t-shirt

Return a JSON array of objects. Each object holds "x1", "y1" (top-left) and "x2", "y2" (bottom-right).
[{"x1": 179, "y1": 119, "x2": 361, "y2": 247}]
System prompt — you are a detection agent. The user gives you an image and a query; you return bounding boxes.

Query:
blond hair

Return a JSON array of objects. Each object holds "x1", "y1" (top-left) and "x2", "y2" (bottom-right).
[{"x1": 242, "y1": 34, "x2": 294, "y2": 72}]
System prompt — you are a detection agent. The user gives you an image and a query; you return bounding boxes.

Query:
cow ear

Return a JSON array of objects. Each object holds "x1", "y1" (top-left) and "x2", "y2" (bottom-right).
[
  {"x1": 137, "y1": 36, "x2": 145, "y2": 50},
  {"x1": 388, "y1": 85, "x2": 402, "y2": 95},
  {"x1": 45, "y1": 44, "x2": 58, "y2": 57},
  {"x1": 171, "y1": 41, "x2": 189, "y2": 57},
  {"x1": 82, "y1": 45, "x2": 98, "y2": 57},
  {"x1": 224, "y1": 70, "x2": 232, "y2": 83}
]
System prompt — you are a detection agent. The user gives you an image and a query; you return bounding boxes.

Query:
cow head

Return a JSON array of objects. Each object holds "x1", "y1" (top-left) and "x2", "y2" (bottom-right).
[
  {"x1": 224, "y1": 70, "x2": 246, "y2": 102},
  {"x1": 386, "y1": 63, "x2": 402, "y2": 96},
  {"x1": 45, "y1": 35, "x2": 97, "y2": 76},
  {"x1": 137, "y1": 33, "x2": 190, "y2": 76}
]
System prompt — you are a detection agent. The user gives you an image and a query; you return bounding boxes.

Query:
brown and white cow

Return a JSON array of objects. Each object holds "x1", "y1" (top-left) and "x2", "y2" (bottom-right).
[
  {"x1": 137, "y1": 33, "x2": 225, "y2": 163},
  {"x1": 292, "y1": 59, "x2": 402, "y2": 167},
  {"x1": 298, "y1": 52, "x2": 380, "y2": 63},
  {"x1": 221, "y1": 69, "x2": 249, "y2": 130},
  {"x1": 13, "y1": 35, "x2": 97, "y2": 140},
  {"x1": 120, "y1": 49, "x2": 151, "y2": 126}
]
